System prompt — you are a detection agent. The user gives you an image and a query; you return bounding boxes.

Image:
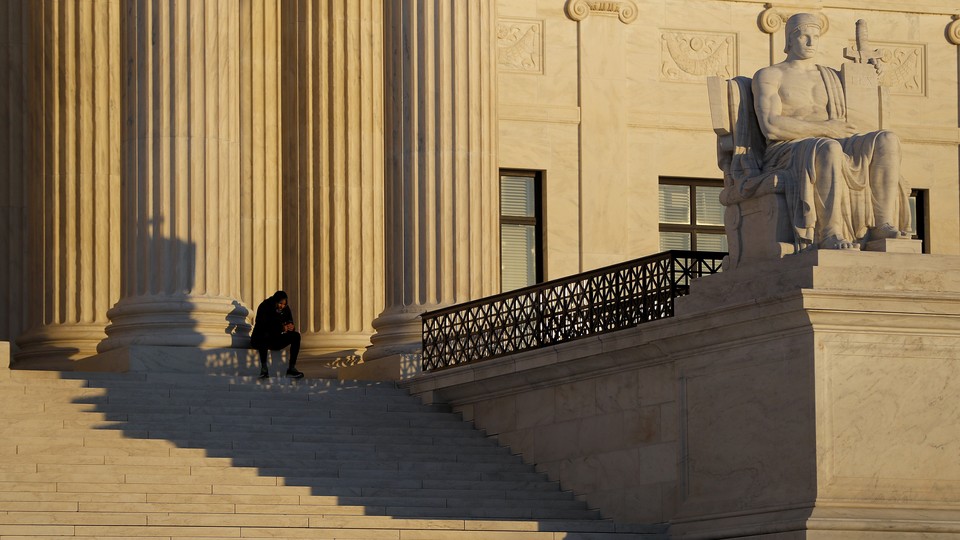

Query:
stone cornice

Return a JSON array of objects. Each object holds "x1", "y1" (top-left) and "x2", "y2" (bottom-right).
[
  {"x1": 725, "y1": 0, "x2": 959, "y2": 16},
  {"x1": 564, "y1": 0, "x2": 639, "y2": 24}
]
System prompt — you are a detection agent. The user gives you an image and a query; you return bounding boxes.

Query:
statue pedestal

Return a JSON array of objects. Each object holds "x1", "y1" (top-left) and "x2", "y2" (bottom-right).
[{"x1": 670, "y1": 250, "x2": 960, "y2": 539}]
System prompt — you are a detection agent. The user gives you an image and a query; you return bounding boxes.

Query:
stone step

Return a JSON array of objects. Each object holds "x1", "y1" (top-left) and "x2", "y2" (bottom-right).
[
  {"x1": 0, "y1": 369, "x2": 656, "y2": 539},
  {"x1": 3, "y1": 457, "x2": 534, "y2": 479},
  {"x1": 0, "y1": 523, "x2": 661, "y2": 539}
]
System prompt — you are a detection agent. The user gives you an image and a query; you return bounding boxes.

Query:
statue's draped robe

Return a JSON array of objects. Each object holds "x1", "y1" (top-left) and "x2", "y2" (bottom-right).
[{"x1": 762, "y1": 65, "x2": 910, "y2": 244}]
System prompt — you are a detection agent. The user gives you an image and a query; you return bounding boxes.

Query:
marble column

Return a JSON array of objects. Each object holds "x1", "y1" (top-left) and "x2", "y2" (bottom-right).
[
  {"x1": 99, "y1": 0, "x2": 248, "y2": 353},
  {"x1": 240, "y1": 0, "x2": 283, "y2": 310},
  {"x1": 280, "y1": 0, "x2": 384, "y2": 362},
  {"x1": 361, "y1": 0, "x2": 499, "y2": 372},
  {"x1": 0, "y1": 0, "x2": 29, "y2": 350},
  {"x1": 15, "y1": 0, "x2": 121, "y2": 367}
]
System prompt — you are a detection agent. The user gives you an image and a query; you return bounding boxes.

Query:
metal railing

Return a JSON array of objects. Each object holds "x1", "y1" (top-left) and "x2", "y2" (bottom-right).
[{"x1": 421, "y1": 250, "x2": 725, "y2": 372}]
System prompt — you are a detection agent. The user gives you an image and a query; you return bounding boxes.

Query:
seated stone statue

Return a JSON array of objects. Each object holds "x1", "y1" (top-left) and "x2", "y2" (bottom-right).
[
  {"x1": 711, "y1": 13, "x2": 910, "y2": 267},
  {"x1": 751, "y1": 13, "x2": 911, "y2": 250}
]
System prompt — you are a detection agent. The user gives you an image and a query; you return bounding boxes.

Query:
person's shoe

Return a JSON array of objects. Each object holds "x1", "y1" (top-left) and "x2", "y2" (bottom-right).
[
  {"x1": 258, "y1": 370, "x2": 269, "y2": 380},
  {"x1": 286, "y1": 368, "x2": 304, "y2": 379}
]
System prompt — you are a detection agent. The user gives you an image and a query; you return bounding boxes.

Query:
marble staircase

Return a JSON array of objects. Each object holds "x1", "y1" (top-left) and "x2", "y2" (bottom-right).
[{"x1": 0, "y1": 369, "x2": 661, "y2": 539}]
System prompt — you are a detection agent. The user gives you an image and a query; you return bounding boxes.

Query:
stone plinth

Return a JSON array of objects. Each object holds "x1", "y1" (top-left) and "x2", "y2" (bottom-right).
[
  {"x1": 671, "y1": 250, "x2": 960, "y2": 539},
  {"x1": 407, "y1": 250, "x2": 960, "y2": 537}
]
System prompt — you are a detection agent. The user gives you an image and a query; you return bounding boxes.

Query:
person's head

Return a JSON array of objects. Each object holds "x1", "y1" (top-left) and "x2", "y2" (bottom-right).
[
  {"x1": 272, "y1": 290, "x2": 288, "y2": 310},
  {"x1": 784, "y1": 13, "x2": 822, "y2": 59}
]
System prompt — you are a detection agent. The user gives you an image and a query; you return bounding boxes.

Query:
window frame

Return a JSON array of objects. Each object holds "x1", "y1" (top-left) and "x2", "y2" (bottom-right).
[
  {"x1": 910, "y1": 188, "x2": 929, "y2": 254},
  {"x1": 500, "y1": 170, "x2": 545, "y2": 289},
  {"x1": 658, "y1": 177, "x2": 726, "y2": 252}
]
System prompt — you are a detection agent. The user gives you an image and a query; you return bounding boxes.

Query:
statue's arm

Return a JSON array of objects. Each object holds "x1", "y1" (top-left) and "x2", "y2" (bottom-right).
[{"x1": 752, "y1": 69, "x2": 855, "y2": 141}]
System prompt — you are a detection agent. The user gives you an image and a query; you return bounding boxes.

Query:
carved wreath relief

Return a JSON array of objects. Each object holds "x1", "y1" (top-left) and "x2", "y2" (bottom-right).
[
  {"x1": 497, "y1": 19, "x2": 543, "y2": 74},
  {"x1": 661, "y1": 31, "x2": 736, "y2": 82}
]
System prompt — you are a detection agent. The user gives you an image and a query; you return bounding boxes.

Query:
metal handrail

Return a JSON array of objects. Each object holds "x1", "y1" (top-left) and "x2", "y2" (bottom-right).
[{"x1": 421, "y1": 250, "x2": 725, "y2": 372}]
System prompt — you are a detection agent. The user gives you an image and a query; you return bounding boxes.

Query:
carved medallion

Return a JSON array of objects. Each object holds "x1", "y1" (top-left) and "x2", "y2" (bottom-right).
[
  {"x1": 497, "y1": 19, "x2": 543, "y2": 74},
  {"x1": 870, "y1": 43, "x2": 925, "y2": 96},
  {"x1": 660, "y1": 31, "x2": 736, "y2": 82}
]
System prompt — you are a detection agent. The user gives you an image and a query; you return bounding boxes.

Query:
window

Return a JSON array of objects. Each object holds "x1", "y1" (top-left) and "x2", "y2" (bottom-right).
[
  {"x1": 910, "y1": 189, "x2": 928, "y2": 253},
  {"x1": 659, "y1": 178, "x2": 727, "y2": 252},
  {"x1": 501, "y1": 171, "x2": 544, "y2": 291}
]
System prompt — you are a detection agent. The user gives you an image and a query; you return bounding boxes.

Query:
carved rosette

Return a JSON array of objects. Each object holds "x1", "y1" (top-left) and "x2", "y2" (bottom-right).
[
  {"x1": 497, "y1": 19, "x2": 543, "y2": 73},
  {"x1": 948, "y1": 15, "x2": 960, "y2": 45},
  {"x1": 565, "y1": 0, "x2": 638, "y2": 24},
  {"x1": 758, "y1": 5, "x2": 829, "y2": 35},
  {"x1": 661, "y1": 31, "x2": 736, "y2": 82}
]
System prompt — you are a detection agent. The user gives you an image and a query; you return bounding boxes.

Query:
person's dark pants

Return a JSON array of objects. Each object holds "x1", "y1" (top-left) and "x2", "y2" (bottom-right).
[{"x1": 256, "y1": 332, "x2": 301, "y2": 372}]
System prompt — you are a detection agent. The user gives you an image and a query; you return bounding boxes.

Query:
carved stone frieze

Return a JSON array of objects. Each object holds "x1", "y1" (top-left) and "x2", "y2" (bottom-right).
[
  {"x1": 866, "y1": 42, "x2": 925, "y2": 95},
  {"x1": 758, "y1": 5, "x2": 829, "y2": 35},
  {"x1": 497, "y1": 19, "x2": 543, "y2": 73},
  {"x1": 565, "y1": 0, "x2": 638, "y2": 25},
  {"x1": 661, "y1": 31, "x2": 736, "y2": 82}
]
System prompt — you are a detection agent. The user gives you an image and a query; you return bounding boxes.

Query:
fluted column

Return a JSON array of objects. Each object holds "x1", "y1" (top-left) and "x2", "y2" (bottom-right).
[
  {"x1": 100, "y1": 0, "x2": 248, "y2": 352},
  {"x1": 240, "y1": 0, "x2": 282, "y2": 310},
  {"x1": 364, "y1": 0, "x2": 499, "y2": 363},
  {"x1": 0, "y1": 0, "x2": 29, "y2": 350},
  {"x1": 281, "y1": 0, "x2": 384, "y2": 361},
  {"x1": 16, "y1": 0, "x2": 121, "y2": 366}
]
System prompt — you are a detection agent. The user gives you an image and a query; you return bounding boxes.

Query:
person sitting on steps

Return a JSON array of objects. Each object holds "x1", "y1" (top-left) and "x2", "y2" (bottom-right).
[{"x1": 250, "y1": 290, "x2": 304, "y2": 380}]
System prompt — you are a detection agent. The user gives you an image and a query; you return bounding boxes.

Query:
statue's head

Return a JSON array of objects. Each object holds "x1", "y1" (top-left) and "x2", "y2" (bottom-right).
[{"x1": 784, "y1": 13, "x2": 822, "y2": 58}]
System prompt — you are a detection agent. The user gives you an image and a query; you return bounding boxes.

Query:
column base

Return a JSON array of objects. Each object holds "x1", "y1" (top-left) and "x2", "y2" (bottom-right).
[
  {"x1": 14, "y1": 323, "x2": 107, "y2": 370},
  {"x1": 364, "y1": 307, "x2": 427, "y2": 361},
  {"x1": 99, "y1": 294, "x2": 251, "y2": 352}
]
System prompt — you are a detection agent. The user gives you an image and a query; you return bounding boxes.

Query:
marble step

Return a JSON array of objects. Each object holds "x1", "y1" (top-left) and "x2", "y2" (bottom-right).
[
  {"x1": 0, "y1": 523, "x2": 663, "y2": 539},
  {"x1": 0, "y1": 370, "x2": 653, "y2": 538},
  {"x1": 0, "y1": 500, "x2": 596, "y2": 520},
  {"x1": 0, "y1": 452, "x2": 528, "y2": 474},
  {"x1": 0, "y1": 459, "x2": 538, "y2": 481}
]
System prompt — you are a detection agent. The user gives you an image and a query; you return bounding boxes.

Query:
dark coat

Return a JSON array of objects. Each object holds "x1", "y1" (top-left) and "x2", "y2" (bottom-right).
[{"x1": 250, "y1": 298, "x2": 294, "y2": 349}]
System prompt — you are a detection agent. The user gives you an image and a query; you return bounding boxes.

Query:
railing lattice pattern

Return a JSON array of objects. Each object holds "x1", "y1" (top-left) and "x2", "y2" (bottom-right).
[{"x1": 421, "y1": 250, "x2": 725, "y2": 372}]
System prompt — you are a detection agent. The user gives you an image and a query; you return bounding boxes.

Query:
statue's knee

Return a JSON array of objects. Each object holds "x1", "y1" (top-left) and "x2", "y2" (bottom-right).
[
  {"x1": 876, "y1": 131, "x2": 901, "y2": 154},
  {"x1": 816, "y1": 139, "x2": 845, "y2": 166}
]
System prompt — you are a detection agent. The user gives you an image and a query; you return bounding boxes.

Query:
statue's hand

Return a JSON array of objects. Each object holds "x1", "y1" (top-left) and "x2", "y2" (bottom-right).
[{"x1": 824, "y1": 119, "x2": 858, "y2": 138}]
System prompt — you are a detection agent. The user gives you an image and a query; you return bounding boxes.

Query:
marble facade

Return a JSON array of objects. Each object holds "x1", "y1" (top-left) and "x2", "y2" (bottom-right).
[{"x1": 1, "y1": 0, "x2": 959, "y2": 370}]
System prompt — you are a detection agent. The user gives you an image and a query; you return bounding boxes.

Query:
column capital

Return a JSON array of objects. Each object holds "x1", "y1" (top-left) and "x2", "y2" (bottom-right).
[
  {"x1": 947, "y1": 14, "x2": 960, "y2": 45},
  {"x1": 565, "y1": 0, "x2": 639, "y2": 25}
]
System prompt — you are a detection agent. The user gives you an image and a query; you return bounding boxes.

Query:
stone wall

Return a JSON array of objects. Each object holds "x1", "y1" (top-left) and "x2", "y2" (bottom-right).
[{"x1": 407, "y1": 251, "x2": 960, "y2": 537}]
